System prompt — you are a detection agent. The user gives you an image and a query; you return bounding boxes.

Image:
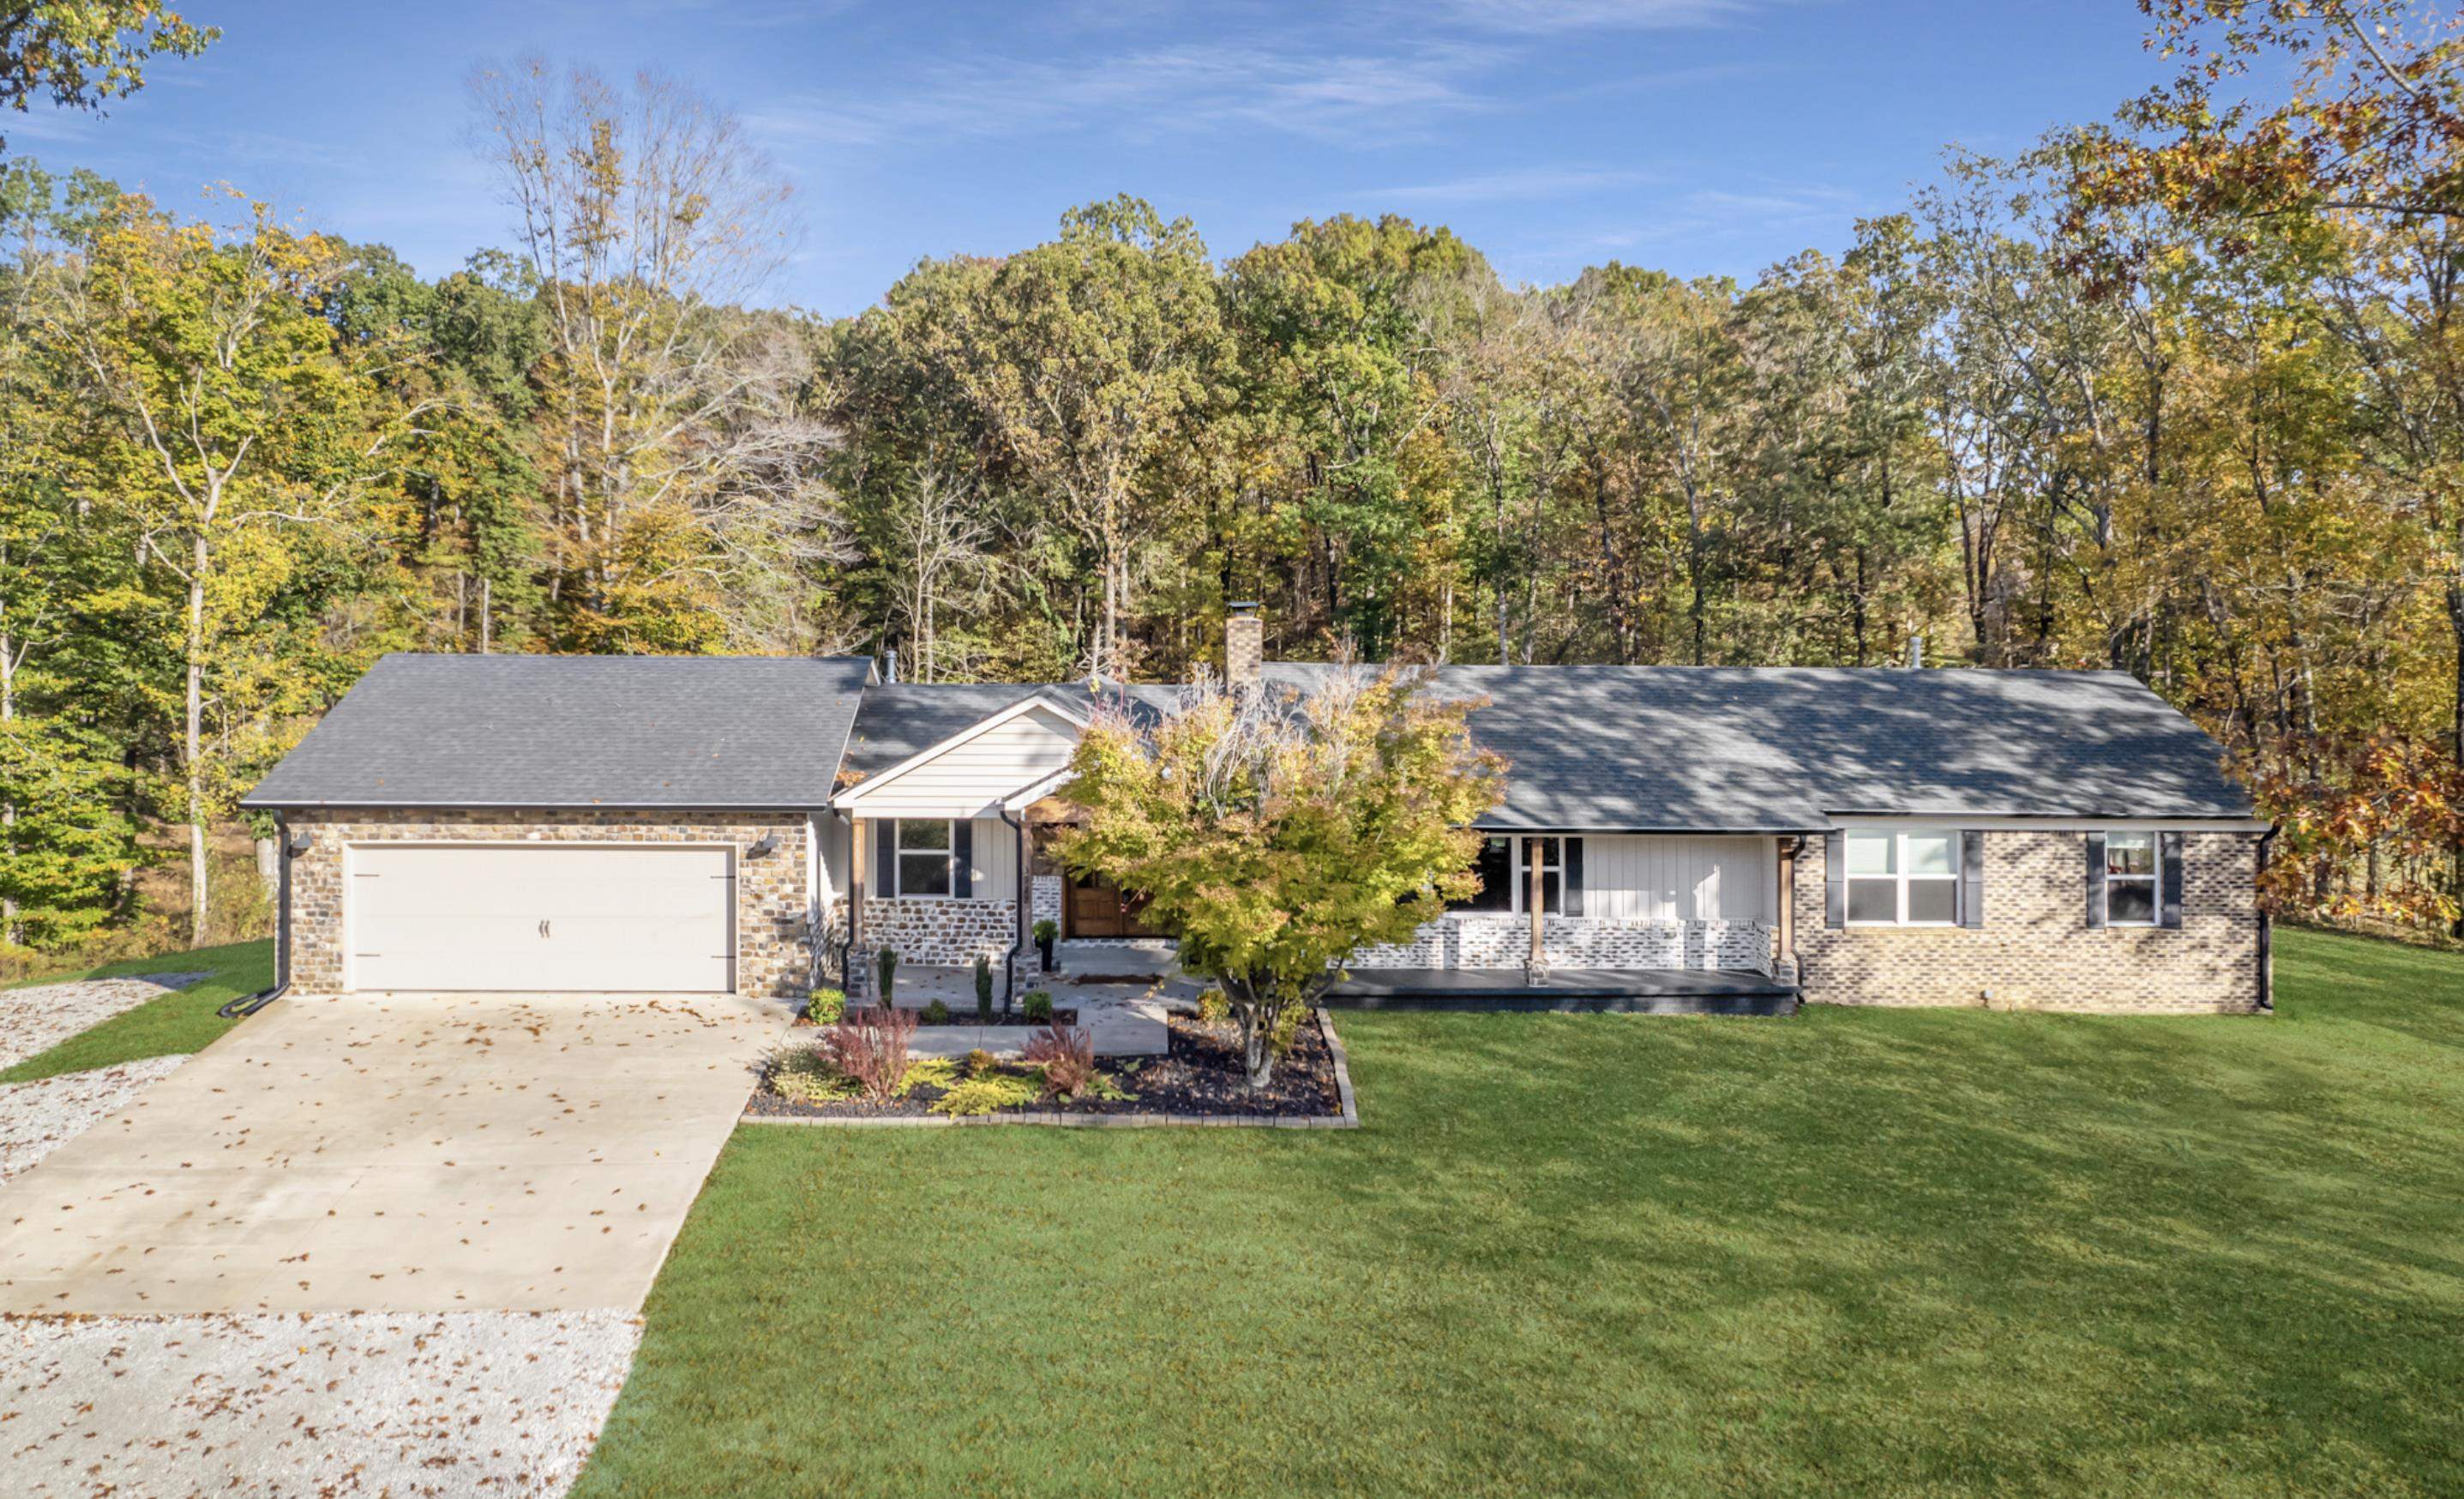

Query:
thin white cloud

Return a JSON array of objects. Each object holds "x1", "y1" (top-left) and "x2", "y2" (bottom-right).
[
  {"x1": 1434, "y1": 0, "x2": 1759, "y2": 32},
  {"x1": 748, "y1": 40, "x2": 1494, "y2": 150},
  {"x1": 1374, "y1": 166, "x2": 1661, "y2": 204}
]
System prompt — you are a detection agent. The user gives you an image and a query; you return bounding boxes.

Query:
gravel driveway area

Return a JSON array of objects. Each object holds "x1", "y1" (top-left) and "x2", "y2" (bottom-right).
[
  {"x1": 0, "y1": 1310, "x2": 640, "y2": 1497},
  {"x1": 0, "y1": 1057, "x2": 189, "y2": 1184},
  {"x1": 0, "y1": 973, "x2": 210, "y2": 1071}
]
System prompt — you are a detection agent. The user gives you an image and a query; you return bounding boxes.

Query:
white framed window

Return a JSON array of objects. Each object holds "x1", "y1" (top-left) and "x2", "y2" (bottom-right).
[
  {"x1": 895, "y1": 818, "x2": 953, "y2": 898},
  {"x1": 1845, "y1": 829, "x2": 1959, "y2": 926},
  {"x1": 2103, "y1": 830, "x2": 2158, "y2": 926}
]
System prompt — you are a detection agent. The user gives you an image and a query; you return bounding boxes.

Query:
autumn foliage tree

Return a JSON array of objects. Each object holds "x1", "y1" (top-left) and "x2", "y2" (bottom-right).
[{"x1": 1054, "y1": 667, "x2": 1502, "y2": 1087}]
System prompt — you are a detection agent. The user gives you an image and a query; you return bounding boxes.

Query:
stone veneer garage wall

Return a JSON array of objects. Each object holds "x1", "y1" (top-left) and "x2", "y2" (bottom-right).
[
  {"x1": 283, "y1": 809, "x2": 814, "y2": 999},
  {"x1": 1793, "y1": 830, "x2": 2263, "y2": 1014}
]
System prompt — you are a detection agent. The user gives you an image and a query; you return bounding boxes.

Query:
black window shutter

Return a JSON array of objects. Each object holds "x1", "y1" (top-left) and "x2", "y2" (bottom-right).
[
  {"x1": 1824, "y1": 831, "x2": 1845, "y2": 929},
  {"x1": 2085, "y1": 832, "x2": 2106, "y2": 929},
  {"x1": 1562, "y1": 837, "x2": 1584, "y2": 917},
  {"x1": 1960, "y1": 830, "x2": 1986, "y2": 929},
  {"x1": 953, "y1": 819, "x2": 974, "y2": 900},
  {"x1": 874, "y1": 819, "x2": 896, "y2": 899},
  {"x1": 2160, "y1": 831, "x2": 2184, "y2": 929}
]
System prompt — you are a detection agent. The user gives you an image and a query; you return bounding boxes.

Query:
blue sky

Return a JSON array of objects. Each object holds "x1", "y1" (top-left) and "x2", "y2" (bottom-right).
[{"x1": 10, "y1": 0, "x2": 2190, "y2": 315}]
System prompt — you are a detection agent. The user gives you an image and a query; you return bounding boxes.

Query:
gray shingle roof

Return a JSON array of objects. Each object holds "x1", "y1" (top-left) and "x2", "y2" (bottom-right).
[
  {"x1": 1263, "y1": 664, "x2": 2251, "y2": 829},
  {"x1": 241, "y1": 654, "x2": 875, "y2": 810},
  {"x1": 245, "y1": 654, "x2": 2251, "y2": 827}
]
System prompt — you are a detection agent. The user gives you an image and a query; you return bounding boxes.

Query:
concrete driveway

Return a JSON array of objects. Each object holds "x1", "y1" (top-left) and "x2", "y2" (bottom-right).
[{"x1": 0, "y1": 990, "x2": 788, "y2": 1315}]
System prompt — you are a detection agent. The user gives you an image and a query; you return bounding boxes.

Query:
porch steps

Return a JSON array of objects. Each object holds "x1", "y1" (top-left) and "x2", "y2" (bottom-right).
[{"x1": 1044, "y1": 939, "x2": 1179, "y2": 981}]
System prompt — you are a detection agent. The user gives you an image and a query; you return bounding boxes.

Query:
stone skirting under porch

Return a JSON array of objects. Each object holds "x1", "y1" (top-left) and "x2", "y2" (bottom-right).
[
  {"x1": 1347, "y1": 915, "x2": 1773, "y2": 974},
  {"x1": 853, "y1": 896, "x2": 1018, "y2": 988}
]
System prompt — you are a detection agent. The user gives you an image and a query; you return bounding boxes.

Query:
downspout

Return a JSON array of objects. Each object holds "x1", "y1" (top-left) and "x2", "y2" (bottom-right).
[
  {"x1": 999, "y1": 805, "x2": 1026, "y2": 1008},
  {"x1": 2255, "y1": 822, "x2": 2280, "y2": 1012},
  {"x1": 219, "y1": 810, "x2": 292, "y2": 1019}
]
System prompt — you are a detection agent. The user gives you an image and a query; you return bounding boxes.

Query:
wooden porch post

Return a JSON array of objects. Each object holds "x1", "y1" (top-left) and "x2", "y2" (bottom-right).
[
  {"x1": 1774, "y1": 835, "x2": 1796, "y2": 981},
  {"x1": 1526, "y1": 835, "x2": 1546, "y2": 972}
]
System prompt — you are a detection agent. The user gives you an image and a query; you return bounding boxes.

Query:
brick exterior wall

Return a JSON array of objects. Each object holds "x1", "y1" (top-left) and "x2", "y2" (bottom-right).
[
  {"x1": 1791, "y1": 830, "x2": 2264, "y2": 1013},
  {"x1": 283, "y1": 809, "x2": 814, "y2": 999},
  {"x1": 1348, "y1": 915, "x2": 1770, "y2": 972}
]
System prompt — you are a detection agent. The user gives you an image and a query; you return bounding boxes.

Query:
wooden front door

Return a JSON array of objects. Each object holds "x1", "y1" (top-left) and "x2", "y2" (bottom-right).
[{"x1": 1067, "y1": 873, "x2": 1167, "y2": 938}]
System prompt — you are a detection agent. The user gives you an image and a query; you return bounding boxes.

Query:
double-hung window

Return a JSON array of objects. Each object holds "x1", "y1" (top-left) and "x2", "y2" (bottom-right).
[
  {"x1": 2102, "y1": 831, "x2": 2157, "y2": 925},
  {"x1": 895, "y1": 818, "x2": 953, "y2": 898},
  {"x1": 1844, "y1": 830, "x2": 1958, "y2": 925}
]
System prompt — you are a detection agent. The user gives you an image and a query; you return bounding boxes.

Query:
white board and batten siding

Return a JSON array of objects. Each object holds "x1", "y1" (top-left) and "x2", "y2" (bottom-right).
[
  {"x1": 1578, "y1": 834, "x2": 1772, "y2": 923},
  {"x1": 844, "y1": 705, "x2": 1081, "y2": 819},
  {"x1": 346, "y1": 843, "x2": 735, "y2": 993}
]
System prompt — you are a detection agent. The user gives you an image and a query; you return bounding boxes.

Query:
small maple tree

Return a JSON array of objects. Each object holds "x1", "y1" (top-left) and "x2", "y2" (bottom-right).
[{"x1": 1053, "y1": 666, "x2": 1504, "y2": 1087}]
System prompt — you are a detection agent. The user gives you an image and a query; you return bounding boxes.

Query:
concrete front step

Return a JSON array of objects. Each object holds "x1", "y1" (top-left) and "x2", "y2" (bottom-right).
[
  {"x1": 907, "y1": 1019, "x2": 1166, "y2": 1059},
  {"x1": 1045, "y1": 940, "x2": 1179, "y2": 980}
]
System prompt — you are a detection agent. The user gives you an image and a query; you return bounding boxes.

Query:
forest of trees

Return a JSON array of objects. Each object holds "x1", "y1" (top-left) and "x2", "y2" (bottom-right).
[{"x1": 0, "y1": 2, "x2": 2459, "y2": 960}]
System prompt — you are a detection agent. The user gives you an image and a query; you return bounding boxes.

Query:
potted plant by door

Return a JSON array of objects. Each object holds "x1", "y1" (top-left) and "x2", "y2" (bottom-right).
[{"x1": 1033, "y1": 918, "x2": 1059, "y2": 973}]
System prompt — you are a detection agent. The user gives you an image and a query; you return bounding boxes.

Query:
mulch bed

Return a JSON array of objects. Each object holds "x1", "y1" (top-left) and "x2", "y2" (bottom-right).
[
  {"x1": 795, "y1": 1008, "x2": 1079, "y2": 1028},
  {"x1": 745, "y1": 1013, "x2": 1343, "y2": 1122}
]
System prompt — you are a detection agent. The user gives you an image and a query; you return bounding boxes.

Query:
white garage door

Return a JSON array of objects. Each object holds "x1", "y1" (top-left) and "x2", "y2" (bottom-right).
[{"x1": 347, "y1": 844, "x2": 735, "y2": 993}]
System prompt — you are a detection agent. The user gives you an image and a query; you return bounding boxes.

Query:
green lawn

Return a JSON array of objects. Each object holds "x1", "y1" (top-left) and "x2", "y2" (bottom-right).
[
  {"x1": 570, "y1": 925, "x2": 2461, "y2": 1496},
  {"x1": 0, "y1": 937, "x2": 269, "y2": 1083}
]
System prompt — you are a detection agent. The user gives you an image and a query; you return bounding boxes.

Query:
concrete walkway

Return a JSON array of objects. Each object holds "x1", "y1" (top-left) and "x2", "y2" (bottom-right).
[
  {"x1": 874, "y1": 952, "x2": 1190, "y2": 1057},
  {"x1": 0, "y1": 990, "x2": 790, "y2": 1315}
]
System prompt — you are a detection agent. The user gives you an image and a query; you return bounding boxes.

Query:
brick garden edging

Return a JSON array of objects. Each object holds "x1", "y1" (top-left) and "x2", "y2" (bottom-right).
[{"x1": 739, "y1": 1011, "x2": 1362, "y2": 1130}]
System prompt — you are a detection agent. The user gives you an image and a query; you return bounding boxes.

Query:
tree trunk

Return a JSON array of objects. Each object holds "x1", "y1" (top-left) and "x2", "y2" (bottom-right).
[
  {"x1": 1, "y1": 602, "x2": 15, "y2": 948},
  {"x1": 255, "y1": 836, "x2": 279, "y2": 897},
  {"x1": 187, "y1": 533, "x2": 209, "y2": 949},
  {"x1": 1236, "y1": 1000, "x2": 1276, "y2": 1090}
]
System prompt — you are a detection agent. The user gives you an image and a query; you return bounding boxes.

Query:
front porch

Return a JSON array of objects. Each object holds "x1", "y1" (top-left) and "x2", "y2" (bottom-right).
[{"x1": 1323, "y1": 966, "x2": 1800, "y2": 1014}]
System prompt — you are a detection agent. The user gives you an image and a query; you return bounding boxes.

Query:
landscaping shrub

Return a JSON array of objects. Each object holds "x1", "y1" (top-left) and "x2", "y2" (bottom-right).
[
  {"x1": 768, "y1": 1048, "x2": 856, "y2": 1104},
  {"x1": 805, "y1": 988, "x2": 845, "y2": 1026},
  {"x1": 1023, "y1": 1023, "x2": 1097, "y2": 1100},
  {"x1": 1195, "y1": 989, "x2": 1230, "y2": 1023},
  {"x1": 964, "y1": 1048, "x2": 997, "y2": 1079},
  {"x1": 1270, "y1": 1003, "x2": 1305, "y2": 1057},
  {"x1": 819, "y1": 1003, "x2": 918, "y2": 1103},
  {"x1": 921, "y1": 999, "x2": 952, "y2": 1025},
  {"x1": 1022, "y1": 990, "x2": 1054, "y2": 1024},
  {"x1": 929, "y1": 1072, "x2": 1037, "y2": 1117},
  {"x1": 974, "y1": 955, "x2": 994, "y2": 1021},
  {"x1": 896, "y1": 1057, "x2": 956, "y2": 1097}
]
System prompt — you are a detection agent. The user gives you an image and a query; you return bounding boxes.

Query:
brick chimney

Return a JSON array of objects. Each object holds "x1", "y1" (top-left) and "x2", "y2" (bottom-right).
[{"x1": 1224, "y1": 602, "x2": 1264, "y2": 693}]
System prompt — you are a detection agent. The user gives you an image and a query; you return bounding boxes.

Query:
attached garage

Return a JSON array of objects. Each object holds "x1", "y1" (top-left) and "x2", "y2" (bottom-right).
[
  {"x1": 346, "y1": 843, "x2": 735, "y2": 993},
  {"x1": 242, "y1": 653, "x2": 879, "y2": 1000}
]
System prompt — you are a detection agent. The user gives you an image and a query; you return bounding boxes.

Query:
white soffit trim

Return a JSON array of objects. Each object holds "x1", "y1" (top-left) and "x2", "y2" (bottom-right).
[
  {"x1": 831, "y1": 694, "x2": 1092, "y2": 808},
  {"x1": 1001, "y1": 766, "x2": 1078, "y2": 811}
]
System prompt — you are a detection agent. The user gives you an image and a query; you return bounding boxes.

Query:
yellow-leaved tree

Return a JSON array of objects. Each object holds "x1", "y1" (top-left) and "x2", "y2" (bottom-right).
[
  {"x1": 1055, "y1": 667, "x2": 1504, "y2": 1087},
  {"x1": 62, "y1": 193, "x2": 418, "y2": 945}
]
